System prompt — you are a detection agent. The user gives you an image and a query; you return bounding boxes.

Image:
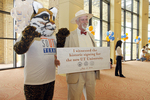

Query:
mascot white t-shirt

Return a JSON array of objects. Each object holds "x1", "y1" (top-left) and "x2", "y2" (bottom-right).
[{"x1": 24, "y1": 36, "x2": 56, "y2": 85}]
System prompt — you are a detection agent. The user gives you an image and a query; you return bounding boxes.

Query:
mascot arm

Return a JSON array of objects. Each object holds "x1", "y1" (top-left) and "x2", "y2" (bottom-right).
[
  {"x1": 56, "y1": 28, "x2": 70, "y2": 47},
  {"x1": 14, "y1": 26, "x2": 41, "y2": 54}
]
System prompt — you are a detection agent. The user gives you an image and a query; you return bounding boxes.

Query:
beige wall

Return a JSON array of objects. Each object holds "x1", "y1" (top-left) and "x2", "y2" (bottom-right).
[
  {"x1": 58, "y1": 0, "x2": 84, "y2": 31},
  {"x1": 110, "y1": 0, "x2": 121, "y2": 64}
]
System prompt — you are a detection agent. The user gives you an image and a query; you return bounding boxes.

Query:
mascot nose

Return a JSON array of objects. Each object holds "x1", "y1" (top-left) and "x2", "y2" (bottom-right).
[
  {"x1": 51, "y1": 22, "x2": 55, "y2": 25},
  {"x1": 52, "y1": 26, "x2": 56, "y2": 30},
  {"x1": 51, "y1": 28, "x2": 55, "y2": 30}
]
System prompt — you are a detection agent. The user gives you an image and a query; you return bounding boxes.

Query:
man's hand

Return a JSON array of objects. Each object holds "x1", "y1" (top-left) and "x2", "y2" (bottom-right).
[
  {"x1": 122, "y1": 56, "x2": 123, "y2": 60},
  {"x1": 54, "y1": 55, "x2": 60, "y2": 67}
]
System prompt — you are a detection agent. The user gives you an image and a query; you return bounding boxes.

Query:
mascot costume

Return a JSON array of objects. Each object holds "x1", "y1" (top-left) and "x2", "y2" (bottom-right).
[{"x1": 13, "y1": 1, "x2": 69, "y2": 99}]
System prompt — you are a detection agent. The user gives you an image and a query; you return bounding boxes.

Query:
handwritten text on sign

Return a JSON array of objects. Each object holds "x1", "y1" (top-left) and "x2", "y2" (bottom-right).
[{"x1": 57, "y1": 47, "x2": 110, "y2": 74}]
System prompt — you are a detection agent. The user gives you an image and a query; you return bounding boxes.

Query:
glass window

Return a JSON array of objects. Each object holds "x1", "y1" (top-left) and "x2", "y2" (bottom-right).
[
  {"x1": 102, "y1": 41, "x2": 107, "y2": 47},
  {"x1": 92, "y1": 17, "x2": 100, "y2": 47},
  {"x1": 125, "y1": 43, "x2": 131, "y2": 60},
  {"x1": 133, "y1": 15, "x2": 137, "y2": 29},
  {"x1": 121, "y1": 42, "x2": 124, "y2": 56},
  {"x1": 92, "y1": 0, "x2": 100, "y2": 18},
  {"x1": 148, "y1": 19, "x2": 150, "y2": 31},
  {"x1": 126, "y1": 12, "x2": 131, "y2": 28},
  {"x1": 84, "y1": 0, "x2": 110, "y2": 47},
  {"x1": 132, "y1": 43, "x2": 137, "y2": 59},
  {"x1": 84, "y1": 0, "x2": 89, "y2": 13},
  {"x1": 102, "y1": 2, "x2": 108, "y2": 21},
  {"x1": 122, "y1": 0, "x2": 139, "y2": 60},
  {"x1": 133, "y1": 0, "x2": 137, "y2": 13},
  {"x1": 102, "y1": 22, "x2": 108, "y2": 41},
  {"x1": 148, "y1": 31, "x2": 150, "y2": 44},
  {"x1": 121, "y1": 27, "x2": 124, "y2": 36},
  {"x1": 121, "y1": 0, "x2": 125, "y2": 8},
  {"x1": 148, "y1": 31, "x2": 150, "y2": 38},
  {"x1": 121, "y1": 10, "x2": 124, "y2": 26},
  {"x1": 126, "y1": 0, "x2": 131, "y2": 11},
  {"x1": 125, "y1": 28, "x2": 131, "y2": 42},
  {"x1": 133, "y1": 29, "x2": 137, "y2": 42}
]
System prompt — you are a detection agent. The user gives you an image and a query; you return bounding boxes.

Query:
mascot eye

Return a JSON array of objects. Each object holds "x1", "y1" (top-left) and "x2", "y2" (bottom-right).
[{"x1": 43, "y1": 16, "x2": 49, "y2": 21}]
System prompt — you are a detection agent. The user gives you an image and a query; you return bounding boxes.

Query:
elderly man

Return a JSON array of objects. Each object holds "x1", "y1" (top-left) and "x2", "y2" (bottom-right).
[{"x1": 64, "y1": 10, "x2": 100, "y2": 100}]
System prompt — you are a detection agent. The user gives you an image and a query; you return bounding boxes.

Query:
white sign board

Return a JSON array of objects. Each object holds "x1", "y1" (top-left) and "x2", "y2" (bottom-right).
[{"x1": 57, "y1": 47, "x2": 110, "y2": 74}]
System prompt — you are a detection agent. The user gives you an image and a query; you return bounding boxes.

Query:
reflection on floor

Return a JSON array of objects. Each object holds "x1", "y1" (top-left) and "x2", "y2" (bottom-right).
[{"x1": 0, "y1": 64, "x2": 13, "y2": 69}]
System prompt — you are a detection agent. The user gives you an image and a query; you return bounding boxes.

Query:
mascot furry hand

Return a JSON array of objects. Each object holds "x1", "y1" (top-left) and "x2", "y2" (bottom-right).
[{"x1": 14, "y1": 1, "x2": 70, "y2": 54}]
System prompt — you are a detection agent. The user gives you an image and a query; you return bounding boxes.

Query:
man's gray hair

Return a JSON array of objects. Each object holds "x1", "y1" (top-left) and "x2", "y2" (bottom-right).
[{"x1": 76, "y1": 18, "x2": 80, "y2": 22}]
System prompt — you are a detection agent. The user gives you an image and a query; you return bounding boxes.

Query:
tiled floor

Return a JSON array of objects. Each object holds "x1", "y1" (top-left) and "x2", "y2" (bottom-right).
[{"x1": 1, "y1": 61, "x2": 150, "y2": 100}]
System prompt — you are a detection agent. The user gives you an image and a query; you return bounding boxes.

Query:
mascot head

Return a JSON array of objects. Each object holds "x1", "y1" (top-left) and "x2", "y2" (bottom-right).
[{"x1": 30, "y1": 1, "x2": 57, "y2": 37}]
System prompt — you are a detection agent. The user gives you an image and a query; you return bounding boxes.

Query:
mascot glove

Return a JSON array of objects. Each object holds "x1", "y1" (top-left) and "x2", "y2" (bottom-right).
[
  {"x1": 22, "y1": 26, "x2": 41, "y2": 37},
  {"x1": 56, "y1": 28, "x2": 70, "y2": 38}
]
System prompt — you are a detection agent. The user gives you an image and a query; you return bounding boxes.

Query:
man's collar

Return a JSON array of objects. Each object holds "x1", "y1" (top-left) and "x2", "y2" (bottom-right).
[{"x1": 77, "y1": 27, "x2": 86, "y2": 32}]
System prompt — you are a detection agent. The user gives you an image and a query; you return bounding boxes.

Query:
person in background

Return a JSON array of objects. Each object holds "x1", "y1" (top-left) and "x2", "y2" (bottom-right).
[
  {"x1": 145, "y1": 44, "x2": 150, "y2": 61},
  {"x1": 145, "y1": 44, "x2": 149, "y2": 53},
  {"x1": 110, "y1": 58, "x2": 113, "y2": 69},
  {"x1": 64, "y1": 10, "x2": 100, "y2": 100},
  {"x1": 140, "y1": 49, "x2": 147, "y2": 62},
  {"x1": 141, "y1": 46, "x2": 146, "y2": 53},
  {"x1": 115, "y1": 40, "x2": 125, "y2": 78}
]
